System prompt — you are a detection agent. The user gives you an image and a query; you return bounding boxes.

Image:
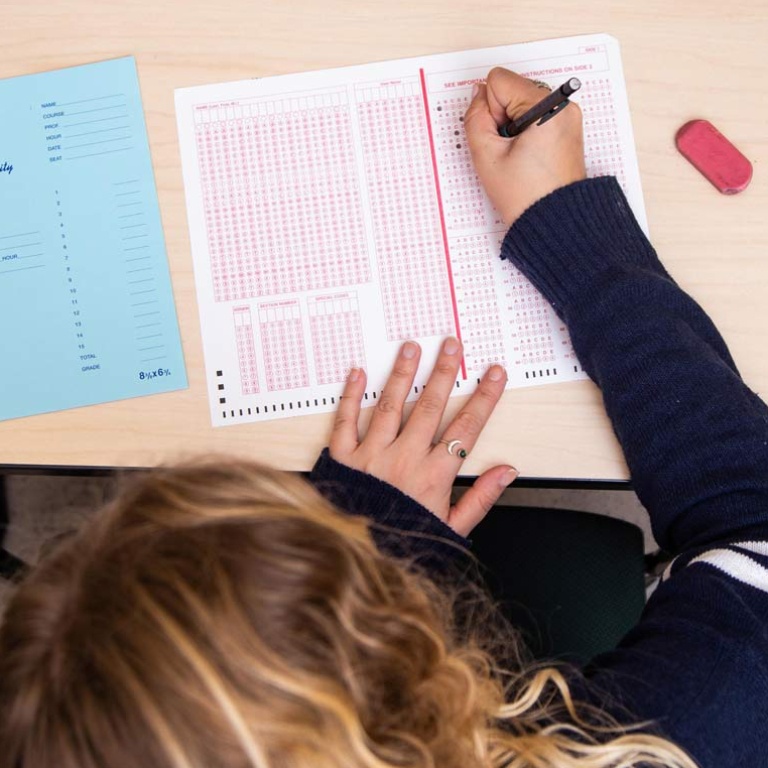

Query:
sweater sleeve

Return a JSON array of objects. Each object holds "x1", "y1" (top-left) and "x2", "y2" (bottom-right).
[
  {"x1": 501, "y1": 176, "x2": 768, "y2": 555},
  {"x1": 501, "y1": 176, "x2": 768, "y2": 768},
  {"x1": 308, "y1": 448, "x2": 474, "y2": 577}
]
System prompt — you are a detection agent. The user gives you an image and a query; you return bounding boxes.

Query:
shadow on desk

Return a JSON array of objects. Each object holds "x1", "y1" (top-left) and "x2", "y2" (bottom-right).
[{"x1": 1, "y1": 477, "x2": 27, "y2": 581}]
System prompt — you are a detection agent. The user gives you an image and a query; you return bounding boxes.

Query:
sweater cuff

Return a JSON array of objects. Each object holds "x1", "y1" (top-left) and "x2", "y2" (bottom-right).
[
  {"x1": 309, "y1": 448, "x2": 471, "y2": 567},
  {"x1": 500, "y1": 176, "x2": 668, "y2": 318}
]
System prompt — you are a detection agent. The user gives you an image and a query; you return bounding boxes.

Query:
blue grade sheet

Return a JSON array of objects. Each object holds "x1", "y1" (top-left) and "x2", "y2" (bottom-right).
[{"x1": 0, "y1": 56, "x2": 187, "y2": 421}]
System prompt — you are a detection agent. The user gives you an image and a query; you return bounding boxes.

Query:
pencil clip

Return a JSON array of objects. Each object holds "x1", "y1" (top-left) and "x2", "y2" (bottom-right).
[{"x1": 537, "y1": 99, "x2": 571, "y2": 126}]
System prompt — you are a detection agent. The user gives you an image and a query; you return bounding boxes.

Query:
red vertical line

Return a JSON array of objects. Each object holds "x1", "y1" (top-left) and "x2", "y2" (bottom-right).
[{"x1": 418, "y1": 68, "x2": 466, "y2": 379}]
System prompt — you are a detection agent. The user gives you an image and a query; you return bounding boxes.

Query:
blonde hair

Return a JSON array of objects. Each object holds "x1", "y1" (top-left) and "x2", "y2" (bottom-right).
[{"x1": 0, "y1": 459, "x2": 696, "y2": 768}]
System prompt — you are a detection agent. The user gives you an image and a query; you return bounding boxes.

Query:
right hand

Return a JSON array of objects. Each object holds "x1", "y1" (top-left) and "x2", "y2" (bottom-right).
[{"x1": 464, "y1": 67, "x2": 587, "y2": 227}]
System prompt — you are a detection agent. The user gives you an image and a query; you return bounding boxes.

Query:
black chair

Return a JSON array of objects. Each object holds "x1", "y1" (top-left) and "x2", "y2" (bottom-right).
[{"x1": 471, "y1": 505, "x2": 647, "y2": 664}]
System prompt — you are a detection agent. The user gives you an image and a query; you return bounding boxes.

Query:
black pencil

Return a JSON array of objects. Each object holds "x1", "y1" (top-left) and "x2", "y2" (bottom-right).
[{"x1": 499, "y1": 77, "x2": 582, "y2": 138}]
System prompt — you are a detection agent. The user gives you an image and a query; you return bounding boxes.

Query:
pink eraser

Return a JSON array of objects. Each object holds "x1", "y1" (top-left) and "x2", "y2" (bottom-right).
[{"x1": 675, "y1": 119, "x2": 753, "y2": 194}]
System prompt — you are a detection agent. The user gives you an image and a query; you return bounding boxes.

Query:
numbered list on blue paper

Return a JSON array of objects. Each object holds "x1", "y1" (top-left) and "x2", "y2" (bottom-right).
[{"x1": 0, "y1": 57, "x2": 187, "y2": 421}]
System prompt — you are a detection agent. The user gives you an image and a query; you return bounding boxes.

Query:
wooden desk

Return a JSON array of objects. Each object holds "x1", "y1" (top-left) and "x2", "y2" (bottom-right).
[{"x1": 1, "y1": 0, "x2": 766, "y2": 480}]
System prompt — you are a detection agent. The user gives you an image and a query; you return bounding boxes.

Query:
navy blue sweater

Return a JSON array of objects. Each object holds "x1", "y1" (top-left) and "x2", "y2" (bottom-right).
[{"x1": 310, "y1": 177, "x2": 768, "y2": 768}]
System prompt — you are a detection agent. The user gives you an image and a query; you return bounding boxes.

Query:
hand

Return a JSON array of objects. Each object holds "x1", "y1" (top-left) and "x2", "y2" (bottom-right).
[
  {"x1": 329, "y1": 338, "x2": 518, "y2": 537},
  {"x1": 464, "y1": 67, "x2": 587, "y2": 227}
]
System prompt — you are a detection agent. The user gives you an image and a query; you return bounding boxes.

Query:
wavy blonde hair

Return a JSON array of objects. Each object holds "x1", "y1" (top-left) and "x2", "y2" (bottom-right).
[{"x1": 0, "y1": 459, "x2": 696, "y2": 768}]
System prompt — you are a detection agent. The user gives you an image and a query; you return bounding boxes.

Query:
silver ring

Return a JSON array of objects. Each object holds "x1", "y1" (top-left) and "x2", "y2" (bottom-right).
[
  {"x1": 530, "y1": 79, "x2": 551, "y2": 90},
  {"x1": 437, "y1": 438, "x2": 468, "y2": 459}
]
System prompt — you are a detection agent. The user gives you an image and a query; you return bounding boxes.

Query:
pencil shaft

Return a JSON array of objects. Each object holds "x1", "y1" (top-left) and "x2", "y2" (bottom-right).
[{"x1": 499, "y1": 77, "x2": 581, "y2": 138}]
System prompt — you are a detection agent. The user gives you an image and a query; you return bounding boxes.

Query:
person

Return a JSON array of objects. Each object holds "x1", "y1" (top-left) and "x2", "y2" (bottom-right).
[{"x1": 0, "y1": 66, "x2": 766, "y2": 768}]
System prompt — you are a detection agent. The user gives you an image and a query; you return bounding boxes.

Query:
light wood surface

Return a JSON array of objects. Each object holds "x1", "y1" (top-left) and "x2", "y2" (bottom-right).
[{"x1": 1, "y1": 0, "x2": 766, "y2": 479}]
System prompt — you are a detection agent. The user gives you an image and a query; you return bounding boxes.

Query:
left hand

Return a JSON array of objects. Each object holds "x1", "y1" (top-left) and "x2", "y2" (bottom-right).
[{"x1": 330, "y1": 337, "x2": 518, "y2": 537}]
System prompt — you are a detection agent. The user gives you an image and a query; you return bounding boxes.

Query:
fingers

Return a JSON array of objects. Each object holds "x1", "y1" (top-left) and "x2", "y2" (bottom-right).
[
  {"x1": 431, "y1": 364, "x2": 507, "y2": 460},
  {"x1": 402, "y1": 337, "x2": 463, "y2": 443},
  {"x1": 366, "y1": 341, "x2": 421, "y2": 446},
  {"x1": 329, "y1": 367, "x2": 367, "y2": 458},
  {"x1": 447, "y1": 464, "x2": 519, "y2": 536},
  {"x1": 463, "y1": 68, "x2": 558, "y2": 156},
  {"x1": 485, "y1": 67, "x2": 549, "y2": 124},
  {"x1": 463, "y1": 81, "x2": 511, "y2": 172}
]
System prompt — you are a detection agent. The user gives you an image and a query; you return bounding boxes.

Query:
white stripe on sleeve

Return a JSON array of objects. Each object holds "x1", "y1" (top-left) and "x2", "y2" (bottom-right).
[
  {"x1": 733, "y1": 540, "x2": 768, "y2": 558},
  {"x1": 688, "y1": 548, "x2": 768, "y2": 595}
]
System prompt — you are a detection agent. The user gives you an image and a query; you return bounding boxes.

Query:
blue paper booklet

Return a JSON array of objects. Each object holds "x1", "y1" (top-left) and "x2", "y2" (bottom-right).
[{"x1": 0, "y1": 57, "x2": 187, "y2": 421}]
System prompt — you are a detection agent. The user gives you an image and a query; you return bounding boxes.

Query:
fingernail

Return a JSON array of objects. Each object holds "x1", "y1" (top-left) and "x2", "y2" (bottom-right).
[
  {"x1": 348, "y1": 367, "x2": 360, "y2": 382},
  {"x1": 471, "y1": 83, "x2": 480, "y2": 98},
  {"x1": 499, "y1": 467, "x2": 519, "y2": 488},
  {"x1": 443, "y1": 337, "x2": 460, "y2": 355},
  {"x1": 401, "y1": 341, "x2": 418, "y2": 359},
  {"x1": 488, "y1": 364, "x2": 505, "y2": 382}
]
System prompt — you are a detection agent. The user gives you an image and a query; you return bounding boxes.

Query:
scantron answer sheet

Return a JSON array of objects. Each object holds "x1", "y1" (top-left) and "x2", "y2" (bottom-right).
[{"x1": 175, "y1": 34, "x2": 646, "y2": 426}]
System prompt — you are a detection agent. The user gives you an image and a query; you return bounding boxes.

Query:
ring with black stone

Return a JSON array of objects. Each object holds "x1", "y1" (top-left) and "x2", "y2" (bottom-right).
[{"x1": 436, "y1": 438, "x2": 468, "y2": 459}]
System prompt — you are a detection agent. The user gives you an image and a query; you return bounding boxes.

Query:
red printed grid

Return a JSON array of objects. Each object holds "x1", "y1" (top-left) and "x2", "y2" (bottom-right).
[
  {"x1": 195, "y1": 94, "x2": 370, "y2": 302},
  {"x1": 451, "y1": 234, "x2": 507, "y2": 373},
  {"x1": 501, "y1": 260, "x2": 558, "y2": 366},
  {"x1": 258, "y1": 302, "x2": 309, "y2": 392},
  {"x1": 309, "y1": 294, "x2": 366, "y2": 385},
  {"x1": 233, "y1": 306, "x2": 260, "y2": 394},
  {"x1": 357, "y1": 82, "x2": 453, "y2": 340},
  {"x1": 432, "y1": 94, "x2": 491, "y2": 231},
  {"x1": 581, "y1": 78, "x2": 626, "y2": 186}
]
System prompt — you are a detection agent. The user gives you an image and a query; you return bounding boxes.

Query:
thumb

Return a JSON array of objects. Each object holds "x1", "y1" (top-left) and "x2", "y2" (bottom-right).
[{"x1": 447, "y1": 465, "x2": 518, "y2": 537}]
